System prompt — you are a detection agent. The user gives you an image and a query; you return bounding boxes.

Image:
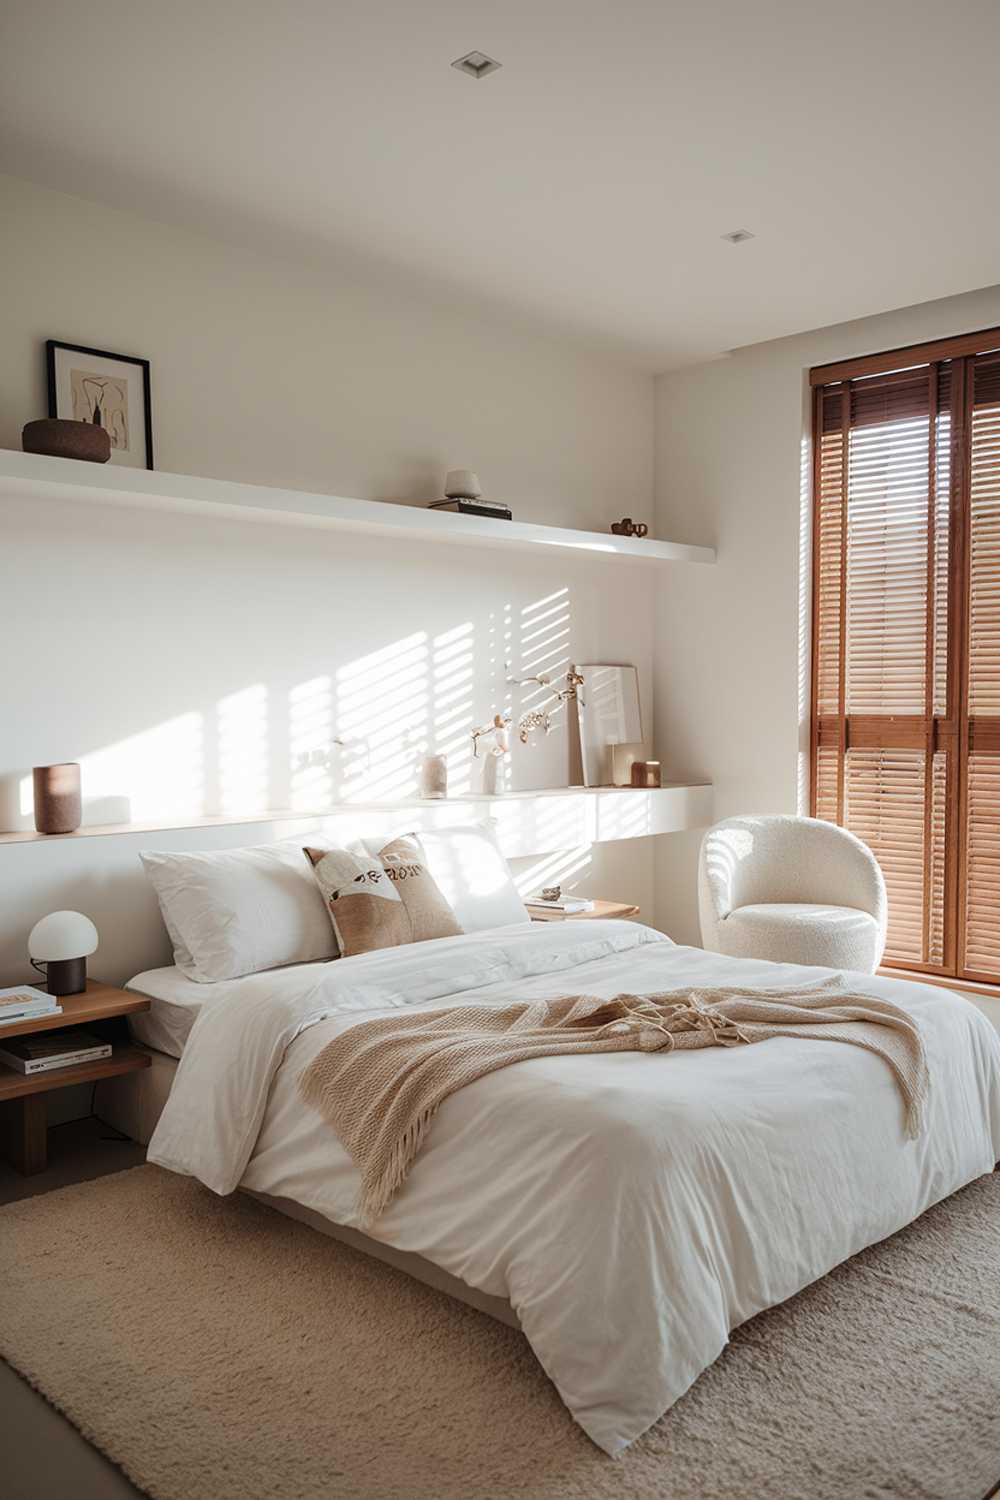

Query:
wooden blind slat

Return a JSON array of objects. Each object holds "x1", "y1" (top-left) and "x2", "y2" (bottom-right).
[
  {"x1": 922, "y1": 366, "x2": 938, "y2": 963},
  {"x1": 961, "y1": 355, "x2": 1000, "y2": 974}
]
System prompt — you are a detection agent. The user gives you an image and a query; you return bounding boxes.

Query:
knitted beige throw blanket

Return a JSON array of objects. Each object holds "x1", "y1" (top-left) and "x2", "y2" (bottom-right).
[{"x1": 299, "y1": 975, "x2": 928, "y2": 1225}]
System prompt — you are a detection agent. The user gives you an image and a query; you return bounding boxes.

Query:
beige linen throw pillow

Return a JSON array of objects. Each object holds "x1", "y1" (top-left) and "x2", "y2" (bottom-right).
[{"x1": 304, "y1": 834, "x2": 462, "y2": 957}]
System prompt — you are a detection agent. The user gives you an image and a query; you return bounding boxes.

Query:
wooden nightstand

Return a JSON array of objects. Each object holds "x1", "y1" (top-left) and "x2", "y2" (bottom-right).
[
  {"x1": 0, "y1": 981, "x2": 150, "y2": 1175},
  {"x1": 527, "y1": 900, "x2": 640, "y2": 923}
]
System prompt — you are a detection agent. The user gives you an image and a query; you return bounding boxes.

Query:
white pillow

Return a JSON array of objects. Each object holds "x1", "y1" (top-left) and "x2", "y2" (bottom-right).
[
  {"x1": 388, "y1": 824, "x2": 529, "y2": 933},
  {"x1": 140, "y1": 840, "x2": 338, "y2": 983}
]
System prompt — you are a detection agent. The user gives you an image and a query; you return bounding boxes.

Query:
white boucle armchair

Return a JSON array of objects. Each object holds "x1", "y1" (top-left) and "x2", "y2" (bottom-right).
[{"x1": 698, "y1": 815, "x2": 887, "y2": 974}]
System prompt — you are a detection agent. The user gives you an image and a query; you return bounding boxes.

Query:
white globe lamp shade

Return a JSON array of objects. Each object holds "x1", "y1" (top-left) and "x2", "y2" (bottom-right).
[
  {"x1": 28, "y1": 910, "x2": 98, "y2": 996},
  {"x1": 28, "y1": 911, "x2": 99, "y2": 961}
]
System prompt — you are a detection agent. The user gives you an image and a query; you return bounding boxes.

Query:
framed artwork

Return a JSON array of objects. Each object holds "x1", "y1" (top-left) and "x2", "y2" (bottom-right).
[{"x1": 46, "y1": 340, "x2": 153, "y2": 470}]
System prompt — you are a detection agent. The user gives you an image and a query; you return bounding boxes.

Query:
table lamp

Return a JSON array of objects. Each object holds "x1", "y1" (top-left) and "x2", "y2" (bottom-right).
[{"x1": 28, "y1": 911, "x2": 99, "y2": 995}]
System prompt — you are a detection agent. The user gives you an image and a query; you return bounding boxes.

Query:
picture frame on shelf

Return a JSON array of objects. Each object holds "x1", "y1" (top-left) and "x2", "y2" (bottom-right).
[
  {"x1": 575, "y1": 663, "x2": 643, "y2": 787},
  {"x1": 46, "y1": 339, "x2": 153, "y2": 470}
]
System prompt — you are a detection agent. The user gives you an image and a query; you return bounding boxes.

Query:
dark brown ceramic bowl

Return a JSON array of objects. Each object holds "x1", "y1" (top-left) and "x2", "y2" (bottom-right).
[{"x1": 22, "y1": 418, "x2": 111, "y2": 463}]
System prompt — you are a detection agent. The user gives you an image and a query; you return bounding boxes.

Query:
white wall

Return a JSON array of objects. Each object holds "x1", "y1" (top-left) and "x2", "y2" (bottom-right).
[
  {"x1": 0, "y1": 174, "x2": 652, "y2": 528},
  {"x1": 2, "y1": 498, "x2": 655, "y2": 816},
  {"x1": 966, "y1": 993, "x2": 1000, "y2": 1036},
  {"x1": 652, "y1": 281, "x2": 1000, "y2": 943},
  {"x1": 0, "y1": 172, "x2": 662, "y2": 963}
]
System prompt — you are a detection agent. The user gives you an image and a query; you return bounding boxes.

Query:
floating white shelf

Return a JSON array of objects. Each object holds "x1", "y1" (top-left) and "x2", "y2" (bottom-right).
[
  {"x1": 0, "y1": 783, "x2": 714, "y2": 857},
  {"x1": 0, "y1": 784, "x2": 714, "y2": 986},
  {"x1": 0, "y1": 449, "x2": 715, "y2": 565}
]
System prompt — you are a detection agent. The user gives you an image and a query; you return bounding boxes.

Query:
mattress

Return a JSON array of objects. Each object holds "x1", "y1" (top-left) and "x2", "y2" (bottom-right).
[{"x1": 126, "y1": 960, "x2": 334, "y2": 1057}]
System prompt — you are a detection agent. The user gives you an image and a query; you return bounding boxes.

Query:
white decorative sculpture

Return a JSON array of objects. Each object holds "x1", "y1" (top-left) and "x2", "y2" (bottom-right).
[{"x1": 471, "y1": 712, "x2": 511, "y2": 795}]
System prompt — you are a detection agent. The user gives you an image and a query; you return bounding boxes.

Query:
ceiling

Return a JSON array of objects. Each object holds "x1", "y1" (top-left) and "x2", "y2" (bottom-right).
[{"x1": 2, "y1": 0, "x2": 999, "y2": 371}]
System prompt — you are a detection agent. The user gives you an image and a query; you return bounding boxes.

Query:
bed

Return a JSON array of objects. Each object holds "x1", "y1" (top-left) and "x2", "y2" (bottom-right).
[{"x1": 141, "y1": 918, "x2": 1000, "y2": 1456}]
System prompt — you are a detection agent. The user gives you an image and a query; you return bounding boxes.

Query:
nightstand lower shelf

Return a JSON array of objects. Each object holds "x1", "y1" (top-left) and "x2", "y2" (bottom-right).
[{"x1": 0, "y1": 1047, "x2": 150, "y2": 1174}]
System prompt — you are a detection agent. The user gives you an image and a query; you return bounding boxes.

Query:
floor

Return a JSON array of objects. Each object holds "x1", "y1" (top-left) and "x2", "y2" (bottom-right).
[
  {"x1": 2, "y1": 1118, "x2": 999, "y2": 1500},
  {"x1": 0, "y1": 1116, "x2": 146, "y2": 1500}
]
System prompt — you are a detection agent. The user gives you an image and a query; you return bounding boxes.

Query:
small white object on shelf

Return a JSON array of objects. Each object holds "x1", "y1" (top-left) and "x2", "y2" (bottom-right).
[
  {"x1": 482, "y1": 754, "x2": 509, "y2": 796},
  {"x1": 472, "y1": 712, "x2": 511, "y2": 795},
  {"x1": 419, "y1": 754, "x2": 448, "y2": 799},
  {"x1": 444, "y1": 469, "x2": 482, "y2": 499}
]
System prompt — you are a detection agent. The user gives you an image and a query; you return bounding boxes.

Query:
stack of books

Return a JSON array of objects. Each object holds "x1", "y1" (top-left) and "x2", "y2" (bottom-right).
[
  {"x1": 0, "y1": 984, "x2": 63, "y2": 1029},
  {"x1": 428, "y1": 497, "x2": 513, "y2": 521},
  {"x1": 0, "y1": 1028, "x2": 111, "y2": 1076},
  {"x1": 528, "y1": 895, "x2": 595, "y2": 914}
]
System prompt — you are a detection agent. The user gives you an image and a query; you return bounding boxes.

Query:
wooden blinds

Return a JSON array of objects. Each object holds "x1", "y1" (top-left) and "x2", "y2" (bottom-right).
[{"x1": 811, "y1": 328, "x2": 1000, "y2": 983}]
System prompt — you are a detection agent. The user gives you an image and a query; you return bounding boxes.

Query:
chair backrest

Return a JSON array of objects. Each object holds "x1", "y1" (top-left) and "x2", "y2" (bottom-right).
[{"x1": 698, "y1": 814, "x2": 887, "y2": 950}]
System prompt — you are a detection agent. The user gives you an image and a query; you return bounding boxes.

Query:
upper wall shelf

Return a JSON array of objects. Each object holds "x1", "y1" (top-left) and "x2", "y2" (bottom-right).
[{"x1": 0, "y1": 450, "x2": 715, "y2": 565}]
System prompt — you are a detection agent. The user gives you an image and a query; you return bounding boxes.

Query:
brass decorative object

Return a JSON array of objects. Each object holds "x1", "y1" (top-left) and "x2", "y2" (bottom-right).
[
  {"x1": 610, "y1": 517, "x2": 649, "y2": 538},
  {"x1": 505, "y1": 666, "x2": 584, "y2": 743}
]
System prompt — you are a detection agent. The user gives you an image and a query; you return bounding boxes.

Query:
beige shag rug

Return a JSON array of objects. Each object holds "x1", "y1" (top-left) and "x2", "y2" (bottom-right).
[{"x1": 1, "y1": 1166, "x2": 998, "y2": 1500}]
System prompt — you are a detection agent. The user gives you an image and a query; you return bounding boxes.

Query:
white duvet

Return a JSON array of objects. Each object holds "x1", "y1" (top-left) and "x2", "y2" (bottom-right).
[{"x1": 148, "y1": 921, "x2": 1000, "y2": 1454}]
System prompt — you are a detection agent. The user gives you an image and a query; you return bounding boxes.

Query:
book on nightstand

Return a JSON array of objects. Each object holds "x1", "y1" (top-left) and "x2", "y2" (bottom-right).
[
  {"x1": 0, "y1": 1028, "x2": 112, "y2": 1075},
  {"x1": 0, "y1": 984, "x2": 63, "y2": 1025},
  {"x1": 527, "y1": 896, "x2": 595, "y2": 913}
]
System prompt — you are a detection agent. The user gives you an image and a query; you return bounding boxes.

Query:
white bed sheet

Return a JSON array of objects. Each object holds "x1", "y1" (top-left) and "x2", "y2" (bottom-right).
[
  {"x1": 126, "y1": 963, "x2": 328, "y2": 1056},
  {"x1": 147, "y1": 921, "x2": 1000, "y2": 1455},
  {"x1": 126, "y1": 966, "x2": 219, "y2": 1057}
]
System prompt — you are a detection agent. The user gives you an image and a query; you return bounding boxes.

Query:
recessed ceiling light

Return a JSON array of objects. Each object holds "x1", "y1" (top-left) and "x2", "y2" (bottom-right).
[
  {"x1": 721, "y1": 230, "x2": 755, "y2": 244},
  {"x1": 451, "y1": 51, "x2": 502, "y2": 79}
]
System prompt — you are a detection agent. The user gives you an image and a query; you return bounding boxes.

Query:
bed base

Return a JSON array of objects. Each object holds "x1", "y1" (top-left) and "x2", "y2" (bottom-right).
[
  {"x1": 96, "y1": 1046, "x2": 520, "y2": 1332},
  {"x1": 242, "y1": 1188, "x2": 520, "y2": 1329}
]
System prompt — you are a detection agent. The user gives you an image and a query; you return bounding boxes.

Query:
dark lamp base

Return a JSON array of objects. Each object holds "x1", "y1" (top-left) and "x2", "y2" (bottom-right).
[{"x1": 45, "y1": 957, "x2": 88, "y2": 996}]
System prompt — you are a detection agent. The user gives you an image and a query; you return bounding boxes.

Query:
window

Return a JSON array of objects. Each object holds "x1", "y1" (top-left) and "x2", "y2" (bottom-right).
[{"x1": 811, "y1": 326, "x2": 1000, "y2": 983}]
